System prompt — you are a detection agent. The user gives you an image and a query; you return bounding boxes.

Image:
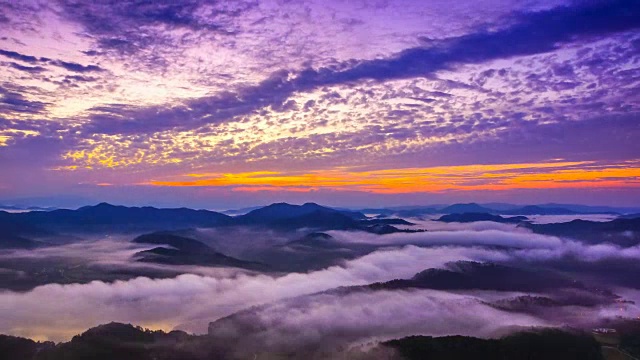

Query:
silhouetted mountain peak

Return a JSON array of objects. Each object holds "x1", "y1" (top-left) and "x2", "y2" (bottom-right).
[
  {"x1": 302, "y1": 202, "x2": 322, "y2": 207},
  {"x1": 284, "y1": 232, "x2": 342, "y2": 250},
  {"x1": 75, "y1": 322, "x2": 150, "y2": 342},
  {"x1": 2, "y1": 203, "x2": 232, "y2": 234},
  {"x1": 95, "y1": 202, "x2": 115, "y2": 207},
  {"x1": 79, "y1": 202, "x2": 120, "y2": 211},
  {"x1": 132, "y1": 232, "x2": 212, "y2": 253},
  {"x1": 236, "y1": 202, "x2": 366, "y2": 227},
  {"x1": 373, "y1": 261, "x2": 585, "y2": 293},
  {"x1": 132, "y1": 232, "x2": 265, "y2": 270},
  {"x1": 445, "y1": 260, "x2": 498, "y2": 273},
  {"x1": 441, "y1": 203, "x2": 494, "y2": 214},
  {"x1": 304, "y1": 232, "x2": 333, "y2": 240},
  {"x1": 437, "y1": 212, "x2": 528, "y2": 223},
  {"x1": 526, "y1": 217, "x2": 640, "y2": 246},
  {"x1": 410, "y1": 261, "x2": 496, "y2": 281}
]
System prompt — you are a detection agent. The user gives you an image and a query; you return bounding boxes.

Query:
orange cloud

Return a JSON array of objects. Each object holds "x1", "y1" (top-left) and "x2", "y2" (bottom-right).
[{"x1": 146, "y1": 160, "x2": 640, "y2": 194}]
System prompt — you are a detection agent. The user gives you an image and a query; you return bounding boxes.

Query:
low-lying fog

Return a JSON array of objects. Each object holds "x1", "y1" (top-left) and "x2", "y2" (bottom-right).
[{"x1": 0, "y1": 215, "x2": 638, "y2": 346}]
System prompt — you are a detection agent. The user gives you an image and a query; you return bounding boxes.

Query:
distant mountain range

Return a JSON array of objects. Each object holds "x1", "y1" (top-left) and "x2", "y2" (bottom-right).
[
  {"x1": 619, "y1": 213, "x2": 640, "y2": 220},
  {"x1": 2, "y1": 201, "x2": 639, "y2": 250},
  {"x1": 0, "y1": 202, "x2": 233, "y2": 235},
  {"x1": 0, "y1": 202, "x2": 417, "y2": 249},
  {"x1": 0, "y1": 204, "x2": 57, "y2": 212},
  {"x1": 436, "y1": 213, "x2": 529, "y2": 224},
  {"x1": 359, "y1": 202, "x2": 635, "y2": 216}
]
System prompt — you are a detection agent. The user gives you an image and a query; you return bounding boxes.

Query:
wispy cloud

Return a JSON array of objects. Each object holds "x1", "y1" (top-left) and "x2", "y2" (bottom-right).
[
  {"x1": 0, "y1": 0, "x2": 638, "y2": 205},
  {"x1": 0, "y1": 245, "x2": 473, "y2": 341}
]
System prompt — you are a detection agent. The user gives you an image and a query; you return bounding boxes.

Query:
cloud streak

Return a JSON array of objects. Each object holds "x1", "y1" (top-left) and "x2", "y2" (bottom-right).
[
  {"x1": 0, "y1": 245, "x2": 474, "y2": 341},
  {"x1": 210, "y1": 289, "x2": 549, "y2": 351}
]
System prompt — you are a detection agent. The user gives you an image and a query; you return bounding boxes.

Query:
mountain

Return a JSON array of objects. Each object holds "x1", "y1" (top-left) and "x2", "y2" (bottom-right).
[
  {"x1": 283, "y1": 232, "x2": 345, "y2": 250},
  {"x1": 0, "y1": 202, "x2": 416, "y2": 243},
  {"x1": 0, "y1": 334, "x2": 54, "y2": 359},
  {"x1": 1, "y1": 203, "x2": 233, "y2": 233},
  {"x1": 0, "y1": 204, "x2": 57, "y2": 212},
  {"x1": 0, "y1": 211, "x2": 52, "y2": 249},
  {"x1": 7, "y1": 322, "x2": 198, "y2": 360},
  {"x1": 489, "y1": 293, "x2": 612, "y2": 312},
  {"x1": 132, "y1": 232, "x2": 264, "y2": 270},
  {"x1": 0, "y1": 234, "x2": 42, "y2": 250},
  {"x1": 357, "y1": 208, "x2": 398, "y2": 216},
  {"x1": 490, "y1": 295, "x2": 562, "y2": 312},
  {"x1": 502, "y1": 205, "x2": 579, "y2": 215},
  {"x1": 536, "y1": 203, "x2": 633, "y2": 214},
  {"x1": 436, "y1": 212, "x2": 529, "y2": 223},
  {"x1": 360, "y1": 218, "x2": 414, "y2": 226},
  {"x1": 383, "y1": 330, "x2": 603, "y2": 360},
  {"x1": 481, "y1": 203, "x2": 629, "y2": 214},
  {"x1": 0, "y1": 323, "x2": 608, "y2": 360},
  {"x1": 231, "y1": 202, "x2": 417, "y2": 232},
  {"x1": 526, "y1": 218, "x2": 640, "y2": 246},
  {"x1": 360, "y1": 203, "x2": 628, "y2": 217},
  {"x1": 358, "y1": 203, "x2": 492, "y2": 218},
  {"x1": 132, "y1": 233, "x2": 213, "y2": 252},
  {"x1": 220, "y1": 206, "x2": 262, "y2": 216},
  {"x1": 619, "y1": 213, "x2": 640, "y2": 219},
  {"x1": 440, "y1": 203, "x2": 495, "y2": 214},
  {"x1": 478, "y1": 202, "x2": 523, "y2": 211},
  {"x1": 235, "y1": 202, "x2": 366, "y2": 223},
  {"x1": 205, "y1": 259, "x2": 617, "y2": 357},
  {"x1": 207, "y1": 261, "x2": 611, "y2": 337},
  {"x1": 359, "y1": 207, "x2": 439, "y2": 217},
  {"x1": 271, "y1": 209, "x2": 361, "y2": 230},
  {"x1": 367, "y1": 261, "x2": 587, "y2": 293},
  {"x1": 249, "y1": 232, "x2": 377, "y2": 272}
]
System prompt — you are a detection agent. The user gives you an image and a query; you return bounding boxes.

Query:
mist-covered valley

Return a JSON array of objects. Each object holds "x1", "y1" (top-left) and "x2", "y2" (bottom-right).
[{"x1": 1, "y1": 202, "x2": 640, "y2": 359}]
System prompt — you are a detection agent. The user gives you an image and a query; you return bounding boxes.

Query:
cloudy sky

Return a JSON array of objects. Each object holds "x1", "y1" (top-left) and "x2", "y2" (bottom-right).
[{"x1": 0, "y1": 0, "x2": 639, "y2": 208}]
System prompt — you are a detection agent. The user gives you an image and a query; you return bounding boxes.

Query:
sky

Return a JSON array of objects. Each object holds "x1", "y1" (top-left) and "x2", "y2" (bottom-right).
[{"x1": 0, "y1": 0, "x2": 639, "y2": 209}]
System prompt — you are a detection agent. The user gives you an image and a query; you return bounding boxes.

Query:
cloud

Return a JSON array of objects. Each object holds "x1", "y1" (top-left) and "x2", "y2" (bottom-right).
[
  {"x1": 525, "y1": 214, "x2": 619, "y2": 224},
  {"x1": 210, "y1": 289, "x2": 548, "y2": 351},
  {"x1": 1, "y1": 1, "x2": 638, "y2": 209},
  {"x1": 143, "y1": 159, "x2": 640, "y2": 194},
  {"x1": 79, "y1": 0, "x2": 640, "y2": 135},
  {"x1": 7, "y1": 62, "x2": 46, "y2": 73},
  {"x1": 0, "y1": 48, "x2": 105, "y2": 76},
  {"x1": 0, "y1": 48, "x2": 40, "y2": 63},
  {"x1": 58, "y1": 0, "x2": 252, "y2": 54},
  {"x1": 509, "y1": 241, "x2": 640, "y2": 262},
  {"x1": 0, "y1": 245, "x2": 474, "y2": 341},
  {"x1": 1, "y1": 221, "x2": 640, "y2": 344},
  {"x1": 329, "y1": 228, "x2": 563, "y2": 250},
  {"x1": 331, "y1": 224, "x2": 640, "y2": 262},
  {"x1": 211, "y1": 286, "x2": 640, "y2": 354},
  {"x1": 48, "y1": 60, "x2": 104, "y2": 73},
  {"x1": 0, "y1": 237, "x2": 255, "y2": 280},
  {"x1": 0, "y1": 238, "x2": 151, "y2": 262},
  {"x1": 0, "y1": 86, "x2": 49, "y2": 115}
]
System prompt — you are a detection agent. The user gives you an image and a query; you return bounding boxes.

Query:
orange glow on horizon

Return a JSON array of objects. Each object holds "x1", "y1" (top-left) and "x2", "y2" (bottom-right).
[{"x1": 146, "y1": 160, "x2": 640, "y2": 194}]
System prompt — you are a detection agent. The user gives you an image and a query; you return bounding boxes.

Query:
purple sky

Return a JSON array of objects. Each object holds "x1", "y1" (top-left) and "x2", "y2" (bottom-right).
[{"x1": 0, "y1": 0, "x2": 639, "y2": 208}]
